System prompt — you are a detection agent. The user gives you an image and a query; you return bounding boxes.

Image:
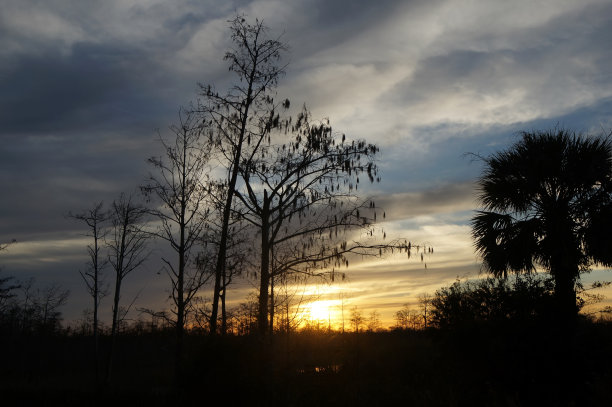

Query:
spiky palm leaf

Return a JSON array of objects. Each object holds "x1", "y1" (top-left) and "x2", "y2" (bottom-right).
[{"x1": 472, "y1": 129, "x2": 612, "y2": 313}]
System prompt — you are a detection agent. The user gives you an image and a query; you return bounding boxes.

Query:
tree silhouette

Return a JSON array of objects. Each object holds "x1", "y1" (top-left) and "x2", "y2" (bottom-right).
[
  {"x1": 196, "y1": 15, "x2": 288, "y2": 335},
  {"x1": 0, "y1": 241, "x2": 18, "y2": 318},
  {"x1": 234, "y1": 105, "x2": 391, "y2": 334},
  {"x1": 142, "y1": 108, "x2": 212, "y2": 375},
  {"x1": 106, "y1": 193, "x2": 149, "y2": 384},
  {"x1": 70, "y1": 201, "x2": 108, "y2": 383},
  {"x1": 429, "y1": 276, "x2": 555, "y2": 327},
  {"x1": 197, "y1": 178, "x2": 254, "y2": 335},
  {"x1": 472, "y1": 129, "x2": 612, "y2": 318},
  {"x1": 349, "y1": 307, "x2": 364, "y2": 333}
]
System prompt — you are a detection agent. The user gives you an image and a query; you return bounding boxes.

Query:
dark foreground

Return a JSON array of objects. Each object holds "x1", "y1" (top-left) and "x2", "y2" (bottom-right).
[{"x1": 2, "y1": 320, "x2": 612, "y2": 406}]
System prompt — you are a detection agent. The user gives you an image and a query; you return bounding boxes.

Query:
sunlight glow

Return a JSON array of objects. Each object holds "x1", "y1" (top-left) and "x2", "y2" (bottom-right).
[{"x1": 308, "y1": 300, "x2": 332, "y2": 321}]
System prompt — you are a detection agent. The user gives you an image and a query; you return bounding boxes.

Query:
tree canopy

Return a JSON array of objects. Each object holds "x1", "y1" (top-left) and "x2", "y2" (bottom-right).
[{"x1": 472, "y1": 129, "x2": 612, "y2": 316}]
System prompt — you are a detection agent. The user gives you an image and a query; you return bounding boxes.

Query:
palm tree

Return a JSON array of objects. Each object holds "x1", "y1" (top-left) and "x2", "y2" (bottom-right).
[{"x1": 472, "y1": 129, "x2": 612, "y2": 318}]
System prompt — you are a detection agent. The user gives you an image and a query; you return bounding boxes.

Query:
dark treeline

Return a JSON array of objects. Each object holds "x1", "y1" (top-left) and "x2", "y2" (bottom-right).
[
  {"x1": 2, "y1": 315, "x2": 612, "y2": 406},
  {"x1": 2, "y1": 262, "x2": 612, "y2": 405}
]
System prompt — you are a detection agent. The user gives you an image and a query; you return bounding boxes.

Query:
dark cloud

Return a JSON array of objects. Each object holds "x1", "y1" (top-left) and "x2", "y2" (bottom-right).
[
  {"x1": 0, "y1": 131, "x2": 157, "y2": 241},
  {"x1": 374, "y1": 181, "x2": 476, "y2": 222},
  {"x1": 0, "y1": 42, "x2": 177, "y2": 134}
]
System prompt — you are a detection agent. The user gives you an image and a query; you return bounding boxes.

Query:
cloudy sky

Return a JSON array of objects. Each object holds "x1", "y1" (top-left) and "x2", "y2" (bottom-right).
[{"x1": 2, "y1": 0, "x2": 612, "y2": 326}]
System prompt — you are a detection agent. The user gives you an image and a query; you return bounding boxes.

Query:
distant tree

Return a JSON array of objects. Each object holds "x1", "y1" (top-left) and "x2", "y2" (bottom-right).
[
  {"x1": 0, "y1": 240, "x2": 17, "y2": 315},
  {"x1": 0, "y1": 241, "x2": 18, "y2": 334},
  {"x1": 142, "y1": 108, "x2": 212, "y2": 375},
  {"x1": 0, "y1": 272, "x2": 19, "y2": 333},
  {"x1": 0, "y1": 266, "x2": 19, "y2": 315},
  {"x1": 196, "y1": 15, "x2": 288, "y2": 335},
  {"x1": 185, "y1": 295, "x2": 211, "y2": 333},
  {"x1": 350, "y1": 307, "x2": 364, "y2": 333},
  {"x1": 70, "y1": 201, "x2": 108, "y2": 382},
  {"x1": 394, "y1": 305, "x2": 411, "y2": 330},
  {"x1": 18, "y1": 277, "x2": 38, "y2": 332},
  {"x1": 269, "y1": 273, "x2": 311, "y2": 334},
  {"x1": 394, "y1": 303, "x2": 430, "y2": 330},
  {"x1": 36, "y1": 282, "x2": 70, "y2": 334},
  {"x1": 227, "y1": 293, "x2": 259, "y2": 335},
  {"x1": 0, "y1": 276, "x2": 69, "y2": 335},
  {"x1": 418, "y1": 293, "x2": 432, "y2": 329},
  {"x1": 429, "y1": 276, "x2": 556, "y2": 328},
  {"x1": 472, "y1": 130, "x2": 612, "y2": 318},
  {"x1": 367, "y1": 310, "x2": 382, "y2": 332},
  {"x1": 106, "y1": 194, "x2": 149, "y2": 384}
]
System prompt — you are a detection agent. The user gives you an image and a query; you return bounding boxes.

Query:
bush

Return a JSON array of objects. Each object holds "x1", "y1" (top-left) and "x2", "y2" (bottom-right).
[{"x1": 430, "y1": 275, "x2": 556, "y2": 328}]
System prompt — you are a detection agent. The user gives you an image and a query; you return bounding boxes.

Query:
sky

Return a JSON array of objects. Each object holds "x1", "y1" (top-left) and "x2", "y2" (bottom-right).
[{"x1": 1, "y1": 0, "x2": 612, "y2": 327}]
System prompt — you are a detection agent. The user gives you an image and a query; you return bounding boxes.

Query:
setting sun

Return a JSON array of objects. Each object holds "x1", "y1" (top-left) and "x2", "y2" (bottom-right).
[
  {"x1": 308, "y1": 301, "x2": 329, "y2": 321},
  {"x1": 303, "y1": 300, "x2": 341, "y2": 326}
]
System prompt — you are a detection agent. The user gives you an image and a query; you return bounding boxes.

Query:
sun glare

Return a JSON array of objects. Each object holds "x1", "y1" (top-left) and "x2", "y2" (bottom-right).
[
  {"x1": 308, "y1": 301, "x2": 329, "y2": 321},
  {"x1": 304, "y1": 300, "x2": 343, "y2": 326}
]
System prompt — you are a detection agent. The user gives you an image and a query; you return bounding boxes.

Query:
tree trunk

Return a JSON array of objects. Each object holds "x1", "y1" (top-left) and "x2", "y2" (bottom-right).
[
  {"x1": 93, "y1": 255, "x2": 99, "y2": 384},
  {"x1": 106, "y1": 277, "x2": 122, "y2": 385},
  {"x1": 258, "y1": 190, "x2": 271, "y2": 334},
  {"x1": 175, "y1": 240, "x2": 185, "y2": 385},
  {"x1": 221, "y1": 284, "x2": 227, "y2": 335},
  {"x1": 210, "y1": 71, "x2": 256, "y2": 335},
  {"x1": 553, "y1": 267, "x2": 577, "y2": 319},
  {"x1": 269, "y1": 272, "x2": 275, "y2": 335},
  {"x1": 175, "y1": 137, "x2": 187, "y2": 383}
]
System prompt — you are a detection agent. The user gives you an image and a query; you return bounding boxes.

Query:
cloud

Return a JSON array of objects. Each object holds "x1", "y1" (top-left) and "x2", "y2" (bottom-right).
[
  {"x1": 373, "y1": 181, "x2": 476, "y2": 222},
  {"x1": 2, "y1": 0, "x2": 612, "y2": 326},
  {"x1": 278, "y1": 0, "x2": 612, "y2": 153}
]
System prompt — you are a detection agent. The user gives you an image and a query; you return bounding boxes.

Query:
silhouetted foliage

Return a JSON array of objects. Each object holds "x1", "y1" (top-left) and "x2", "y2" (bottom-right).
[
  {"x1": 234, "y1": 103, "x2": 402, "y2": 334},
  {"x1": 429, "y1": 275, "x2": 556, "y2": 328},
  {"x1": 5, "y1": 323, "x2": 612, "y2": 406},
  {"x1": 196, "y1": 15, "x2": 288, "y2": 335},
  {"x1": 349, "y1": 307, "x2": 364, "y2": 333},
  {"x1": 0, "y1": 276, "x2": 69, "y2": 336},
  {"x1": 193, "y1": 16, "x2": 414, "y2": 336},
  {"x1": 0, "y1": 271, "x2": 19, "y2": 315},
  {"x1": 472, "y1": 129, "x2": 612, "y2": 318}
]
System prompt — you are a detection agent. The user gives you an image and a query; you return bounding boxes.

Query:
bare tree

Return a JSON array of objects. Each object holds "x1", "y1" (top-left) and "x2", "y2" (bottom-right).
[
  {"x1": 70, "y1": 201, "x2": 108, "y2": 382},
  {"x1": 227, "y1": 293, "x2": 260, "y2": 335},
  {"x1": 106, "y1": 193, "x2": 149, "y2": 384},
  {"x1": 36, "y1": 283, "x2": 70, "y2": 333},
  {"x1": 418, "y1": 293, "x2": 433, "y2": 329},
  {"x1": 142, "y1": 108, "x2": 212, "y2": 376},
  {"x1": 367, "y1": 310, "x2": 382, "y2": 332},
  {"x1": 0, "y1": 241, "x2": 18, "y2": 317},
  {"x1": 196, "y1": 15, "x2": 288, "y2": 334},
  {"x1": 350, "y1": 307, "x2": 364, "y2": 333},
  {"x1": 18, "y1": 277, "x2": 38, "y2": 332},
  {"x1": 3, "y1": 277, "x2": 69, "y2": 335},
  {"x1": 235, "y1": 105, "x2": 412, "y2": 334},
  {"x1": 394, "y1": 305, "x2": 411, "y2": 330},
  {"x1": 0, "y1": 271, "x2": 18, "y2": 316},
  {"x1": 270, "y1": 273, "x2": 312, "y2": 334}
]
